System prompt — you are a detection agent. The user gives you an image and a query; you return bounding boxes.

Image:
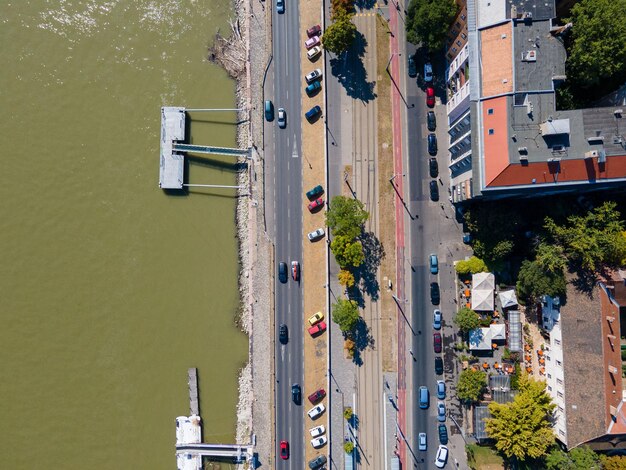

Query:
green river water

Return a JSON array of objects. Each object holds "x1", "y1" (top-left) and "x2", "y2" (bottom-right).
[{"x1": 0, "y1": 1, "x2": 248, "y2": 468}]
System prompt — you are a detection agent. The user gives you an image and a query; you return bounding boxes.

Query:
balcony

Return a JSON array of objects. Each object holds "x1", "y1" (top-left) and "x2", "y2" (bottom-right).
[
  {"x1": 446, "y1": 44, "x2": 469, "y2": 82},
  {"x1": 447, "y1": 80, "x2": 471, "y2": 117}
]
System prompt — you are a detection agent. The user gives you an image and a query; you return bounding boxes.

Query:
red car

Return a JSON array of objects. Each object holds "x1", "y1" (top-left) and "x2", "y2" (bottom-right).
[
  {"x1": 308, "y1": 388, "x2": 326, "y2": 404},
  {"x1": 426, "y1": 87, "x2": 435, "y2": 108},
  {"x1": 433, "y1": 332, "x2": 442, "y2": 353},
  {"x1": 308, "y1": 321, "x2": 327, "y2": 337},
  {"x1": 280, "y1": 440, "x2": 289, "y2": 459},
  {"x1": 307, "y1": 24, "x2": 322, "y2": 38},
  {"x1": 307, "y1": 197, "x2": 325, "y2": 212},
  {"x1": 291, "y1": 261, "x2": 300, "y2": 281}
]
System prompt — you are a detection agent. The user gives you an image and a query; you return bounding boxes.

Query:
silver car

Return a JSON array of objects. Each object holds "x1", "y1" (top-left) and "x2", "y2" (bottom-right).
[
  {"x1": 437, "y1": 401, "x2": 446, "y2": 422},
  {"x1": 305, "y1": 68, "x2": 323, "y2": 83},
  {"x1": 277, "y1": 108, "x2": 286, "y2": 128},
  {"x1": 418, "y1": 432, "x2": 427, "y2": 451},
  {"x1": 307, "y1": 228, "x2": 325, "y2": 241},
  {"x1": 433, "y1": 309, "x2": 442, "y2": 330}
]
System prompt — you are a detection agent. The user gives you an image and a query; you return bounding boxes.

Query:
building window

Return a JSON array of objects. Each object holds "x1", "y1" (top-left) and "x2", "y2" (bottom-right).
[
  {"x1": 452, "y1": 47, "x2": 457, "y2": 53},
  {"x1": 558, "y1": 406, "x2": 564, "y2": 413},
  {"x1": 461, "y1": 33, "x2": 467, "y2": 40},
  {"x1": 488, "y1": 108, "x2": 494, "y2": 115},
  {"x1": 556, "y1": 360, "x2": 562, "y2": 367},
  {"x1": 555, "y1": 338, "x2": 561, "y2": 345},
  {"x1": 461, "y1": 14, "x2": 466, "y2": 20},
  {"x1": 456, "y1": 40, "x2": 462, "y2": 47},
  {"x1": 557, "y1": 391, "x2": 564, "y2": 398},
  {"x1": 547, "y1": 373, "x2": 552, "y2": 379},
  {"x1": 557, "y1": 378, "x2": 563, "y2": 385},
  {"x1": 488, "y1": 129, "x2": 494, "y2": 135},
  {"x1": 559, "y1": 429, "x2": 565, "y2": 436}
]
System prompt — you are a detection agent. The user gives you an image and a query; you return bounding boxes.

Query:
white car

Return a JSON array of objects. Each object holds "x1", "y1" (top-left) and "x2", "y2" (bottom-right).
[
  {"x1": 433, "y1": 309, "x2": 442, "y2": 330},
  {"x1": 435, "y1": 445, "x2": 448, "y2": 468},
  {"x1": 424, "y1": 62, "x2": 433, "y2": 82},
  {"x1": 307, "y1": 228, "x2": 325, "y2": 241},
  {"x1": 311, "y1": 435, "x2": 328, "y2": 448},
  {"x1": 418, "y1": 432, "x2": 427, "y2": 451},
  {"x1": 305, "y1": 68, "x2": 323, "y2": 83},
  {"x1": 307, "y1": 46, "x2": 321, "y2": 60},
  {"x1": 309, "y1": 425, "x2": 326, "y2": 437},
  {"x1": 307, "y1": 403, "x2": 326, "y2": 419}
]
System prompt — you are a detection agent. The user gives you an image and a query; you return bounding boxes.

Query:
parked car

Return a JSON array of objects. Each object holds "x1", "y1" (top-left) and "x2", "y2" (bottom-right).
[
  {"x1": 306, "y1": 184, "x2": 324, "y2": 200},
  {"x1": 427, "y1": 110, "x2": 436, "y2": 131},
  {"x1": 430, "y1": 282, "x2": 440, "y2": 305},
  {"x1": 307, "y1": 24, "x2": 322, "y2": 37},
  {"x1": 279, "y1": 324, "x2": 288, "y2": 344},
  {"x1": 418, "y1": 432, "x2": 427, "y2": 451},
  {"x1": 309, "y1": 425, "x2": 325, "y2": 437},
  {"x1": 307, "y1": 46, "x2": 322, "y2": 60},
  {"x1": 305, "y1": 105, "x2": 322, "y2": 121},
  {"x1": 308, "y1": 311, "x2": 324, "y2": 326},
  {"x1": 308, "y1": 454, "x2": 327, "y2": 469},
  {"x1": 429, "y1": 180, "x2": 439, "y2": 201},
  {"x1": 276, "y1": 0, "x2": 284, "y2": 13},
  {"x1": 305, "y1": 68, "x2": 323, "y2": 83},
  {"x1": 292, "y1": 384, "x2": 301, "y2": 404},
  {"x1": 426, "y1": 86, "x2": 435, "y2": 107},
  {"x1": 307, "y1": 403, "x2": 326, "y2": 419},
  {"x1": 424, "y1": 62, "x2": 433, "y2": 82},
  {"x1": 277, "y1": 108, "x2": 286, "y2": 128},
  {"x1": 307, "y1": 197, "x2": 324, "y2": 212},
  {"x1": 435, "y1": 356, "x2": 444, "y2": 375},
  {"x1": 408, "y1": 54, "x2": 417, "y2": 77},
  {"x1": 264, "y1": 100, "x2": 274, "y2": 121},
  {"x1": 305, "y1": 81, "x2": 321, "y2": 96},
  {"x1": 433, "y1": 309, "x2": 442, "y2": 330},
  {"x1": 429, "y1": 157, "x2": 438, "y2": 178},
  {"x1": 308, "y1": 321, "x2": 327, "y2": 337},
  {"x1": 438, "y1": 424, "x2": 448, "y2": 445},
  {"x1": 429, "y1": 253, "x2": 438, "y2": 274},
  {"x1": 291, "y1": 261, "x2": 300, "y2": 281},
  {"x1": 435, "y1": 445, "x2": 449, "y2": 468},
  {"x1": 419, "y1": 386, "x2": 429, "y2": 409},
  {"x1": 437, "y1": 380, "x2": 446, "y2": 400},
  {"x1": 278, "y1": 261, "x2": 288, "y2": 283},
  {"x1": 437, "y1": 401, "x2": 446, "y2": 422},
  {"x1": 280, "y1": 440, "x2": 289, "y2": 459},
  {"x1": 307, "y1": 228, "x2": 325, "y2": 241},
  {"x1": 311, "y1": 436, "x2": 328, "y2": 448},
  {"x1": 305, "y1": 36, "x2": 321, "y2": 49},
  {"x1": 433, "y1": 332, "x2": 442, "y2": 353},
  {"x1": 308, "y1": 388, "x2": 326, "y2": 403},
  {"x1": 428, "y1": 133, "x2": 438, "y2": 155}
]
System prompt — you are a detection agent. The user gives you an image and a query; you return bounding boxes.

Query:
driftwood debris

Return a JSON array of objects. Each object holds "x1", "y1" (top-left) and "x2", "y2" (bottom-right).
[{"x1": 208, "y1": 19, "x2": 247, "y2": 81}]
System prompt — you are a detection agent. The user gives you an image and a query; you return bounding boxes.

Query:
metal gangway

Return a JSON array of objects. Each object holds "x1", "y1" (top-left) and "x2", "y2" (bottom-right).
[
  {"x1": 175, "y1": 443, "x2": 254, "y2": 462},
  {"x1": 173, "y1": 143, "x2": 250, "y2": 158}
]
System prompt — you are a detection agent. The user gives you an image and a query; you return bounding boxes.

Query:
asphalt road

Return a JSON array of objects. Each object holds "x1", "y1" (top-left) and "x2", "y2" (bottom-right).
[{"x1": 268, "y1": 2, "x2": 305, "y2": 468}]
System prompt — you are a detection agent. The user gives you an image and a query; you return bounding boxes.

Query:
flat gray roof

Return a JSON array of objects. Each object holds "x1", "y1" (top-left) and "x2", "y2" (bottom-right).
[
  {"x1": 507, "y1": 0, "x2": 555, "y2": 21},
  {"x1": 159, "y1": 107, "x2": 186, "y2": 189}
]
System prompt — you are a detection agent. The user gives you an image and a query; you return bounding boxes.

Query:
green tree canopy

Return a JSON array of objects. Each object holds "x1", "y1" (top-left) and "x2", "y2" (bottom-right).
[
  {"x1": 326, "y1": 195, "x2": 369, "y2": 239},
  {"x1": 456, "y1": 369, "x2": 486, "y2": 403},
  {"x1": 454, "y1": 307, "x2": 480, "y2": 333},
  {"x1": 566, "y1": 0, "x2": 626, "y2": 89},
  {"x1": 535, "y1": 242, "x2": 567, "y2": 274},
  {"x1": 516, "y1": 259, "x2": 566, "y2": 305},
  {"x1": 455, "y1": 256, "x2": 488, "y2": 275},
  {"x1": 338, "y1": 269, "x2": 355, "y2": 288},
  {"x1": 405, "y1": 0, "x2": 457, "y2": 50},
  {"x1": 545, "y1": 446, "x2": 601, "y2": 470},
  {"x1": 332, "y1": 298, "x2": 360, "y2": 334},
  {"x1": 464, "y1": 204, "x2": 521, "y2": 265},
  {"x1": 602, "y1": 455, "x2": 626, "y2": 470},
  {"x1": 330, "y1": 235, "x2": 365, "y2": 268},
  {"x1": 486, "y1": 374, "x2": 556, "y2": 461},
  {"x1": 321, "y1": 10, "x2": 357, "y2": 55}
]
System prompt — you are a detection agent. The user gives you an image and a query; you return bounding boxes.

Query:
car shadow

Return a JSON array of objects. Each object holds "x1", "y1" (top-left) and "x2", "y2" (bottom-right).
[{"x1": 328, "y1": 31, "x2": 376, "y2": 103}]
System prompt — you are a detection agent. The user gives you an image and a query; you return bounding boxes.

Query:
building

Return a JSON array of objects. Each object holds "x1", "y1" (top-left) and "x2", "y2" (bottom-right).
[
  {"x1": 540, "y1": 273, "x2": 626, "y2": 450},
  {"x1": 445, "y1": 0, "x2": 626, "y2": 203}
]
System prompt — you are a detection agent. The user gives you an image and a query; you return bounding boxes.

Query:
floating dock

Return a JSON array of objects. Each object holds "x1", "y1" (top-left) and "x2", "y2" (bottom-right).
[
  {"x1": 188, "y1": 368, "x2": 199, "y2": 417},
  {"x1": 159, "y1": 107, "x2": 185, "y2": 189}
]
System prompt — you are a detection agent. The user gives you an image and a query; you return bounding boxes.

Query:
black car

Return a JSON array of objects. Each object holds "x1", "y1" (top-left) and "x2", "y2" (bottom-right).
[
  {"x1": 438, "y1": 424, "x2": 448, "y2": 445},
  {"x1": 429, "y1": 180, "x2": 439, "y2": 201},
  {"x1": 291, "y1": 384, "x2": 301, "y2": 405},
  {"x1": 279, "y1": 324, "x2": 288, "y2": 344},
  {"x1": 308, "y1": 454, "x2": 327, "y2": 469},
  {"x1": 430, "y1": 282, "x2": 440, "y2": 305},
  {"x1": 408, "y1": 54, "x2": 417, "y2": 78},
  {"x1": 427, "y1": 111, "x2": 437, "y2": 131},
  {"x1": 429, "y1": 157, "x2": 438, "y2": 178},
  {"x1": 435, "y1": 356, "x2": 443, "y2": 375},
  {"x1": 278, "y1": 262, "x2": 288, "y2": 283},
  {"x1": 305, "y1": 105, "x2": 322, "y2": 122},
  {"x1": 428, "y1": 133, "x2": 438, "y2": 155}
]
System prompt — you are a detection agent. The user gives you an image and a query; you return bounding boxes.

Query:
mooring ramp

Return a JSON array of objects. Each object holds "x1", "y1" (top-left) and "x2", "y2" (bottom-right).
[
  {"x1": 173, "y1": 143, "x2": 250, "y2": 157},
  {"x1": 188, "y1": 368, "x2": 199, "y2": 416},
  {"x1": 159, "y1": 107, "x2": 185, "y2": 189},
  {"x1": 175, "y1": 443, "x2": 254, "y2": 461}
]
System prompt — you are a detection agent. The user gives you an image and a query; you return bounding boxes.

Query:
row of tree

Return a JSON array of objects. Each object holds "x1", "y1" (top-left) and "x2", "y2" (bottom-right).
[{"x1": 321, "y1": 0, "x2": 357, "y2": 54}]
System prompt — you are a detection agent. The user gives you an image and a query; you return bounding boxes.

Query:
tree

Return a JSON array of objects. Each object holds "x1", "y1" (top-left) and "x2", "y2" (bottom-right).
[
  {"x1": 454, "y1": 307, "x2": 480, "y2": 333},
  {"x1": 486, "y1": 375, "x2": 555, "y2": 461},
  {"x1": 455, "y1": 256, "x2": 488, "y2": 275},
  {"x1": 602, "y1": 455, "x2": 626, "y2": 470},
  {"x1": 464, "y1": 204, "x2": 521, "y2": 264},
  {"x1": 321, "y1": 10, "x2": 357, "y2": 55},
  {"x1": 326, "y1": 196, "x2": 369, "y2": 239},
  {"x1": 343, "y1": 407, "x2": 354, "y2": 420},
  {"x1": 535, "y1": 242, "x2": 567, "y2": 274},
  {"x1": 332, "y1": 298, "x2": 360, "y2": 334},
  {"x1": 566, "y1": 0, "x2": 626, "y2": 89},
  {"x1": 405, "y1": 0, "x2": 458, "y2": 50},
  {"x1": 331, "y1": 235, "x2": 365, "y2": 268},
  {"x1": 516, "y1": 259, "x2": 566, "y2": 304},
  {"x1": 456, "y1": 369, "x2": 486, "y2": 402},
  {"x1": 338, "y1": 269, "x2": 355, "y2": 288},
  {"x1": 546, "y1": 446, "x2": 601, "y2": 470},
  {"x1": 343, "y1": 441, "x2": 355, "y2": 453}
]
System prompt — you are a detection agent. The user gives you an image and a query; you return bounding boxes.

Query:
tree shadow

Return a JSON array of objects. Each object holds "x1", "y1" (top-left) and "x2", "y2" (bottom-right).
[
  {"x1": 348, "y1": 413, "x2": 360, "y2": 430},
  {"x1": 353, "y1": 231, "x2": 385, "y2": 301},
  {"x1": 354, "y1": 0, "x2": 377, "y2": 10},
  {"x1": 328, "y1": 31, "x2": 377, "y2": 103},
  {"x1": 350, "y1": 317, "x2": 375, "y2": 366}
]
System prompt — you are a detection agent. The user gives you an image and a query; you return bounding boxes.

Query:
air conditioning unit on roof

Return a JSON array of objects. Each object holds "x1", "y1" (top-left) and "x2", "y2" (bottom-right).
[{"x1": 523, "y1": 50, "x2": 537, "y2": 62}]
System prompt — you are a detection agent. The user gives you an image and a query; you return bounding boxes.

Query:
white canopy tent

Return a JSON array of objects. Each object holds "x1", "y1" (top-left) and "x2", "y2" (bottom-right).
[
  {"x1": 490, "y1": 323, "x2": 506, "y2": 341},
  {"x1": 498, "y1": 289, "x2": 518, "y2": 308},
  {"x1": 469, "y1": 327, "x2": 493, "y2": 351},
  {"x1": 471, "y1": 272, "x2": 495, "y2": 311}
]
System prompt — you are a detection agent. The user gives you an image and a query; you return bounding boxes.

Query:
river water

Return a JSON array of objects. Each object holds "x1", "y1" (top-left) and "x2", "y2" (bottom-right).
[{"x1": 0, "y1": 1, "x2": 248, "y2": 468}]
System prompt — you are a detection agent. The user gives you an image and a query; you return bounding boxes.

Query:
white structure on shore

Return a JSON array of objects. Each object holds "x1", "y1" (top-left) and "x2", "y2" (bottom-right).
[{"x1": 176, "y1": 415, "x2": 202, "y2": 470}]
